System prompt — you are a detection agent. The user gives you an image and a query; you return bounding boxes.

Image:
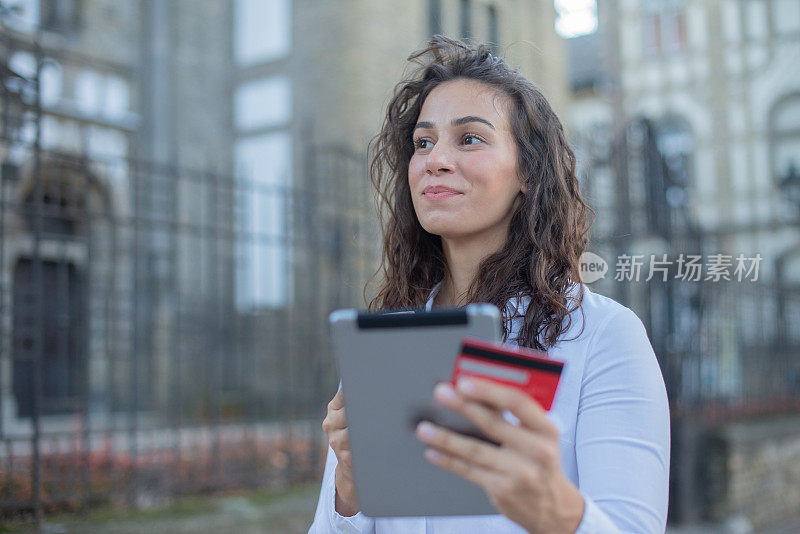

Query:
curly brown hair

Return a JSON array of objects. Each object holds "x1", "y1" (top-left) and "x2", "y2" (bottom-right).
[{"x1": 365, "y1": 35, "x2": 593, "y2": 350}]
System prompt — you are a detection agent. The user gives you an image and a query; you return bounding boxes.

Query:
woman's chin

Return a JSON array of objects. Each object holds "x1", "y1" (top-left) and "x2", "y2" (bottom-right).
[
  {"x1": 421, "y1": 225, "x2": 470, "y2": 241},
  {"x1": 420, "y1": 220, "x2": 453, "y2": 236}
]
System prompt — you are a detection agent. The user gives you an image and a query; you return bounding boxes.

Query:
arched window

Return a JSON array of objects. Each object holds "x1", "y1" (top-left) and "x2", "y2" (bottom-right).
[
  {"x1": 11, "y1": 155, "x2": 110, "y2": 418},
  {"x1": 18, "y1": 154, "x2": 96, "y2": 236}
]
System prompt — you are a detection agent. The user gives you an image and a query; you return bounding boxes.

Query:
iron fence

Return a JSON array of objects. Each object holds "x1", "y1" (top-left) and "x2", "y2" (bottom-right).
[
  {"x1": 0, "y1": 138, "x2": 378, "y2": 523},
  {"x1": 577, "y1": 115, "x2": 800, "y2": 523},
  {"x1": 0, "y1": 18, "x2": 383, "y2": 524}
]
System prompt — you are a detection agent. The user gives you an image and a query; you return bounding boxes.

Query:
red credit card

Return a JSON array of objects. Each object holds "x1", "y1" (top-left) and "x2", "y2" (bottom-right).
[{"x1": 452, "y1": 337, "x2": 564, "y2": 411}]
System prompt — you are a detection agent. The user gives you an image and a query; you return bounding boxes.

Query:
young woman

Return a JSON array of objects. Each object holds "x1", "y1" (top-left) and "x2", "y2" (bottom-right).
[{"x1": 310, "y1": 36, "x2": 670, "y2": 533}]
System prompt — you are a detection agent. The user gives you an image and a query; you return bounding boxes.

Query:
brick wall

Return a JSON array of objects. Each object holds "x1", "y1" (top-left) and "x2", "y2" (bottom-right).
[{"x1": 707, "y1": 415, "x2": 800, "y2": 529}]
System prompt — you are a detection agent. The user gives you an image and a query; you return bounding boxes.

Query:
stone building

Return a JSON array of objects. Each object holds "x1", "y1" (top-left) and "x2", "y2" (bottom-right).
[
  {"x1": 563, "y1": 0, "x2": 800, "y2": 527},
  {"x1": 1, "y1": 0, "x2": 142, "y2": 429},
  {"x1": 1, "y1": 0, "x2": 570, "y2": 429},
  {"x1": 0, "y1": 0, "x2": 238, "y2": 430},
  {"x1": 567, "y1": 0, "x2": 800, "y2": 297},
  {"x1": 565, "y1": 0, "x2": 800, "y2": 380}
]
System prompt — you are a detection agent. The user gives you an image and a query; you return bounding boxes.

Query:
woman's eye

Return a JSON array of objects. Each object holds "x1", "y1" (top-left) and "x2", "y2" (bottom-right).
[
  {"x1": 414, "y1": 138, "x2": 432, "y2": 149},
  {"x1": 463, "y1": 134, "x2": 483, "y2": 145}
]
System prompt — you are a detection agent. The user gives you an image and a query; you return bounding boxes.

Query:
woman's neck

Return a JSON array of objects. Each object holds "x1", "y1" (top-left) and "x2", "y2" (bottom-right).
[{"x1": 435, "y1": 232, "x2": 506, "y2": 307}]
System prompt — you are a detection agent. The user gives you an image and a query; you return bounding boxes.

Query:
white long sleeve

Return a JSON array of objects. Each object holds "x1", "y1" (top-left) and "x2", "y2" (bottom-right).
[
  {"x1": 308, "y1": 444, "x2": 376, "y2": 533},
  {"x1": 572, "y1": 306, "x2": 671, "y2": 533}
]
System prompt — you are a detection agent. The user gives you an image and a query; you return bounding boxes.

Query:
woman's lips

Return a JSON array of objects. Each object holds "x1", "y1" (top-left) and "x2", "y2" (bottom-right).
[{"x1": 422, "y1": 186, "x2": 462, "y2": 201}]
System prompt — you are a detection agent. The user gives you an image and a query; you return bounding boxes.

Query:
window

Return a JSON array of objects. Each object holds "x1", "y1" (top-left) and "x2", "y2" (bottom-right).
[
  {"x1": 234, "y1": 133, "x2": 293, "y2": 310},
  {"x1": 40, "y1": 0, "x2": 81, "y2": 34},
  {"x1": 429, "y1": 0, "x2": 442, "y2": 37},
  {"x1": 661, "y1": 9, "x2": 687, "y2": 54},
  {"x1": 460, "y1": 0, "x2": 471, "y2": 40},
  {"x1": 73, "y1": 70, "x2": 132, "y2": 121},
  {"x1": 234, "y1": 0, "x2": 291, "y2": 66},
  {"x1": 643, "y1": 12, "x2": 662, "y2": 55},
  {"x1": 74, "y1": 70, "x2": 102, "y2": 115},
  {"x1": 104, "y1": 75, "x2": 130, "y2": 121},
  {"x1": 234, "y1": 76, "x2": 291, "y2": 132},
  {"x1": 233, "y1": 1, "x2": 293, "y2": 310},
  {"x1": 40, "y1": 61, "x2": 63, "y2": 107},
  {"x1": 771, "y1": 0, "x2": 800, "y2": 38},
  {"x1": 554, "y1": 0, "x2": 598, "y2": 39},
  {"x1": 641, "y1": 1, "x2": 687, "y2": 57}
]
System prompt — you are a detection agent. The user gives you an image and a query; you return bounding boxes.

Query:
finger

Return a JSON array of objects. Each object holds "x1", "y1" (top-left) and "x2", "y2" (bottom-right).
[
  {"x1": 416, "y1": 420, "x2": 518, "y2": 474},
  {"x1": 329, "y1": 404, "x2": 347, "y2": 427},
  {"x1": 434, "y1": 383, "x2": 521, "y2": 444},
  {"x1": 452, "y1": 403, "x2": 559, "y2": 469},
  {"x1": 433, "y1": 382, "x2": 537, "y2": 449},
  {"x1": 423, "y1": 446, "x2": 503, "y2": 491},
  {"x1": 329, "y1": 389, "x2": 345, "y2": 411},
  {"x1": 323, "y1": 409, "x2": 348, "y2": 436},
  {"x1": 455, "y1": 378, "x2": 558, "y2": 439},
  {"x1": 329, "y1": 428, "x2": 350, "y2": 452}
]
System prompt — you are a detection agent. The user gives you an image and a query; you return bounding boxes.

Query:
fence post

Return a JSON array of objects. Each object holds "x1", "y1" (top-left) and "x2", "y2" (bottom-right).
[
  {"x1": 30, "y1": 34, "x2": 45, "y2": 530},
  {"x1": 128, "y1": 158, "x2": 140, "y2": 506}
]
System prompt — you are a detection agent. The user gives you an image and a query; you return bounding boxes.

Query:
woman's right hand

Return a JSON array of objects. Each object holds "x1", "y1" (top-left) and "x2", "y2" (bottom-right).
[{"x1": 322, "y1": 389, "x2": 359, "y2": 516}]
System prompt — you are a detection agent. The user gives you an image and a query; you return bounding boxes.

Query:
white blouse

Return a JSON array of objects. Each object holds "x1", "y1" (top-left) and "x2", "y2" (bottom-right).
[{"x1": 309, "y1": 283, "x2": 671, "y2": 533}]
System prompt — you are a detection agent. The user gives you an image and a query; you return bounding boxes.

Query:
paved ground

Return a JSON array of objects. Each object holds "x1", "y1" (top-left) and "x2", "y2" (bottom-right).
[
  {"x1": 8, "y1": 485, "x2": 320, "y2": 534},
  {"x1": 5, "y1": 486, "x2": 800, "y2": 534}
]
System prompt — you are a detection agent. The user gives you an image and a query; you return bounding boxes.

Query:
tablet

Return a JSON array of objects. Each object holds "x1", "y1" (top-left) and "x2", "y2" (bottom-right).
[{"x1": 328, "y1": 304, "x2": 502, "y2": 518}]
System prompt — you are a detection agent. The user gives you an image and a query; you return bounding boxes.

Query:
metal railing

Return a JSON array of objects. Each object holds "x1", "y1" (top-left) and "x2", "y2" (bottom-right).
[{"x1": 0, "y1": 135, "x2": 378, "y2": 523}]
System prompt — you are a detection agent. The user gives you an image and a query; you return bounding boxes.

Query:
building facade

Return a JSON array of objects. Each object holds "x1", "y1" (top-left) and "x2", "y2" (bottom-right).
[
  {"x1": 0, "y1": 0, "x2": 569, "y2": 435},
  {"x1": 563, "y1": 0, "x2": 800, "y2": 525},
  {"x1": 0, "y1": 0, "x2": 575, "y2": 515},
  {"x1": 566, "y1": 0, "x2": 800, "y2": 367},
  {"x1": 568, "y1": 0, "x2": 800, "y2": 285}
]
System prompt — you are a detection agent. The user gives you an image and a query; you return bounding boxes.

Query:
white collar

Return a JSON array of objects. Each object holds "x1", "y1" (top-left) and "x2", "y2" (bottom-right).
[{"x1": 424, "y1": 281, "x2": 443, "y2": 311}]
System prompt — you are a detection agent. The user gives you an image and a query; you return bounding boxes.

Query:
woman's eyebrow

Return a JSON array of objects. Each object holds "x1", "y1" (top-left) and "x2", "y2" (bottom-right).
[
  {"x1": 413, "y1": 116, "x2": 496, "y2": 132},
  {"x1": 452, "y1": 116, "x2": 496, "y2": 129}
]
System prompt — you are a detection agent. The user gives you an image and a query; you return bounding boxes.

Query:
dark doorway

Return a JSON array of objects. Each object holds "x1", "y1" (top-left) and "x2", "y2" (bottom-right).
[{"x1": 12, "y1": 258, "x2": 85, "y2": 417}]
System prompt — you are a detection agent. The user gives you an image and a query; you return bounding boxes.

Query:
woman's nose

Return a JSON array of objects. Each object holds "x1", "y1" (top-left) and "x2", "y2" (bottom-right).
[{"x1": 425, "y1": 141, "x2": 455, "y2": 175}]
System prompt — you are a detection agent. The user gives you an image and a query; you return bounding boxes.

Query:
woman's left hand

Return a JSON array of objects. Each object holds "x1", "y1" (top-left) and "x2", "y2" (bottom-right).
[{"x1": 415, "y1": 377, "x2": 585, "y2": 534}]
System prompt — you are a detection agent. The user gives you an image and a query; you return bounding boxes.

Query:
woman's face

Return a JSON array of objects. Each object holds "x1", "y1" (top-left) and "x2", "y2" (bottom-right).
[{"x1": 408, "y1": 78, "x2": 525, "y2": 245}]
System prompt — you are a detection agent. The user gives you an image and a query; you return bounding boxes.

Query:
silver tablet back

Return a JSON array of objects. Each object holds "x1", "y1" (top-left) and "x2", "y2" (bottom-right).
[{"x1": 329, "y1": 304, "x2": 502, "y2": 518}]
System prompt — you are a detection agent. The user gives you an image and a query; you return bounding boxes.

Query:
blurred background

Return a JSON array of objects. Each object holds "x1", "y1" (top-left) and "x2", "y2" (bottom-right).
[{"x1": 0, "y1": 0, "x2": 798, "y2": 532}]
